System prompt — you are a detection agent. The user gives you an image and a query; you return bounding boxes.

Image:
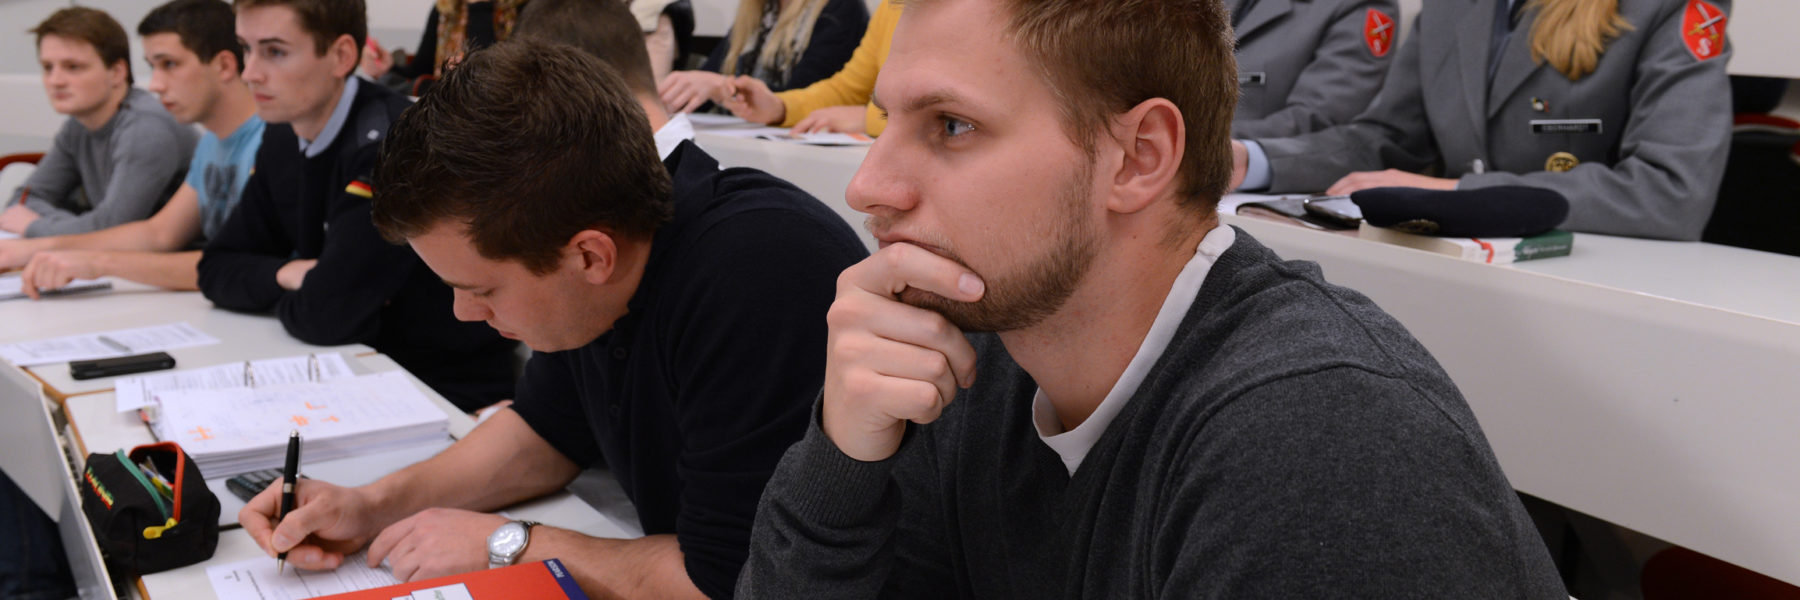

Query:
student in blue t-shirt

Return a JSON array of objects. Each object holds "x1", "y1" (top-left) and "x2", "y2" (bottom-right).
[{"x1": 0, "y1": 0, "x2": 262, "y2": 298}]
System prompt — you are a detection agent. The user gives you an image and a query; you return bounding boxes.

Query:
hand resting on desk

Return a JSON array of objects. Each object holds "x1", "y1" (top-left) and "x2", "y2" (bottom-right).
[
  {"x1": 366, "y1": 507, "x2": 507, "y2": 582},
  {"x1": 792, "y1": 105, "x2": 867, "y2": 135},
  {"x1": 1326, "y1": 168, "x2": 1457, "y2": 196},
  {"x1": 18, "y1": 249, "x2": 101, "y2": 299}
]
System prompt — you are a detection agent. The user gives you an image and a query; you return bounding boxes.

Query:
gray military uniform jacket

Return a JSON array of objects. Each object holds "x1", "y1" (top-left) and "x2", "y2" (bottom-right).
[
  {"x1": 1254, "y1": 0, "x2": 1732, "y2": 240},
  {"x1": 1231, "y1": 0, "x2": 1398, "y2": 138}
]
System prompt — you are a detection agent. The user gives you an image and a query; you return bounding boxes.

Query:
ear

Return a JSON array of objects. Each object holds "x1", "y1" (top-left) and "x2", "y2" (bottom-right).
[
  {"x1": 109, "y1": 60, "x2": 131, "y2": 87},
  {"x1": 212, "y1": 49, "x2": 241, "y2": 82},
  {"x1": 1104, "y1": 98, "x2": 1184, "y2": 215},
  {"x1": 567, "y1": 229, "x2": 621, "y2": 285},
  {"x1": 328, "y1": 34, "x2": 359, "y2": 79}
]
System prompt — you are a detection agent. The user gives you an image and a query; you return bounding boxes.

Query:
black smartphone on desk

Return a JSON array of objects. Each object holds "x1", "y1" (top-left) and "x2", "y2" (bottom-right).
[
  {"x1": 69, "y1": 351, "x2": 175, "y2": 380},
  {"x1": 1302, "y1": 195, "x2": 1364, "y2": 228}
]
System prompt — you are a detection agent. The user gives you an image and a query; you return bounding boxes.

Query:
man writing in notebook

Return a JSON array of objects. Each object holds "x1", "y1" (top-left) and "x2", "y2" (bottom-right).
[
  {"x1": 237, "y1": 34, "x2": 865, "y2": 600},
  {"x1": 197, "y1": 0, "x2": 515, "y2": 410},
  {"x1": 736, "y1": 0, "x2": 1565, "y2": 596},
  {"x1": 0, "y1": 0, "x2": 262, "y2": 298}
]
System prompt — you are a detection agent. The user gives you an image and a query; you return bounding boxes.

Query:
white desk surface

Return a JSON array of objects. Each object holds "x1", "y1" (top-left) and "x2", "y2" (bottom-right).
[
  {"x1": 1513, "y1": 232, "x2": 1800, "y2": 325},
  {"x1": 0, "y1": 279, "x2": 369, "y2": 398},
  {"x1": 702, "y1": 134, "x2": 1800, "y2": 586}
]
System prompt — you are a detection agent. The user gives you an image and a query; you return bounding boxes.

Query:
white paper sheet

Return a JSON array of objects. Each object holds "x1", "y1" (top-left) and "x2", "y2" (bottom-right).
[
  {"x1": 0, "y1": 274, "x2": 111, "y2": 301},
  {"x1": 0, "y1": 321, "x2": 220, "y2": 366},
  {"x1": 115, "y1": 353, "x2": 355, "y2": 412},
  {"x1": 206, "y1": 550, "x2": 400, "y2": 600}
]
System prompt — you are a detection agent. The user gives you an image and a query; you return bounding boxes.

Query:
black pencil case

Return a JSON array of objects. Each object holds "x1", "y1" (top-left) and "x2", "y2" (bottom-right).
[{"x1": 79, "y1": 441, "x2": 221, "y2": 576}]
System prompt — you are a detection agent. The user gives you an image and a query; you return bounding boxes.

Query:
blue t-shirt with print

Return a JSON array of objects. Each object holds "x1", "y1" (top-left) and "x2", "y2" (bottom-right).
[{"x1": 184, "y1": 115, "x2": 265, "y2": 241}]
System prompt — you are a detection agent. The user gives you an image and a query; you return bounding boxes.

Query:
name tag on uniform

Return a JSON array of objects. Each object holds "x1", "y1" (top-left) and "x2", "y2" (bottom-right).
[
  {"x1": 1239, "y1": 72, "x2": 1266, "y2": 86},
  {"x1": 1530, "y1": 119, "x2": 1603, "y2": 134}
]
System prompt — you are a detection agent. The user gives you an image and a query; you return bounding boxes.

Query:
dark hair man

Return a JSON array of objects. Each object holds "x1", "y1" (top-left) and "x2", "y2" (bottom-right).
[
  {"x1": 236, "y1": 28, "x2": 865, "y2": 600},
  {"x1": 197, "y1": 0, "x2": 516, "y2": 409},
  {"x1": 4, "y1": 7, "x2": 197, "y2": 237},
  {"x1": 0, "y1": 0, "x2": 264, "y2": 298},
  {"x1": 738, "y1": 0, "x2": 1567, "y2": 596}
]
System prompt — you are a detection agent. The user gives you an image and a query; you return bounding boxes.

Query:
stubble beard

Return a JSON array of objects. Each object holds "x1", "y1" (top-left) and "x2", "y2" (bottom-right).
[{"x1": 892, "y1": 163, "x2": 1100, "y2": 333}]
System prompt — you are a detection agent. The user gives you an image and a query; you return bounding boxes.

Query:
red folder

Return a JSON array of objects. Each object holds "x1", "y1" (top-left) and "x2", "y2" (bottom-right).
[{"x1": 314, "y1": 559, "x2": 589, "y2": 599}]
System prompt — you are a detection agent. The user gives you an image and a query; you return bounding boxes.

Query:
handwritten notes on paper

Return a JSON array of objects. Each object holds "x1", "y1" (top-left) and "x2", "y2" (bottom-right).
[
  {"x1": 0, "y1": 322, "x2": 219, "y2": 366},
  {"x1": 206, "y1": 550, "x2": 399, "y2": 600},
  {"x1": 151, "y1": 371, "x2": 449, "y2": 476}
]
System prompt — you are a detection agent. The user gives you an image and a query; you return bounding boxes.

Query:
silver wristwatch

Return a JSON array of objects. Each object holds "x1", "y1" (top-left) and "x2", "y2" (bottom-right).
[{"x1": 487, "y1": 520, "x2": 539, "y2": 569}]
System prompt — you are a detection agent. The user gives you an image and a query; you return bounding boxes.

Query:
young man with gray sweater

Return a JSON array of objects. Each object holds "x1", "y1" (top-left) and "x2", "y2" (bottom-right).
[
  {"x1": 737, "y1": 0, "x2": 1567, "y2": 596},
  {"x1": 4, "y1": 7, "x2": 196, "y2": 238}
]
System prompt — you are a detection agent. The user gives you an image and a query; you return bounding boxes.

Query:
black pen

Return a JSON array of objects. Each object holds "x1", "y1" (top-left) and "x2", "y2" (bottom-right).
[{"x1": 276, "y1": 430, "x2": 301, "y2": 573}]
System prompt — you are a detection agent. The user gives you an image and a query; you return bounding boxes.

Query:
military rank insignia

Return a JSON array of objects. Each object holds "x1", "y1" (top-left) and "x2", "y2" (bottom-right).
[
  {"x1": 1682, "y1": 0, "x2": 1727, "y2": 61},
  {"x1": 1364, "y1": 9, "x2": 1395, "y2": 58}
]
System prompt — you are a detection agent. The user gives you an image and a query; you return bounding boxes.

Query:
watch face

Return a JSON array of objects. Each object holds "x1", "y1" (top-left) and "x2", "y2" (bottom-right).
[{"x1": 490, "y1": 523, "x2": 526, "y2": 556}]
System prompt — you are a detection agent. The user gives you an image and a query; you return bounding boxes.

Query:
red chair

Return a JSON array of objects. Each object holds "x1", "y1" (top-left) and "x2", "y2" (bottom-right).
[{"x1": 0, "y1": 152, "x2": 44, "y2": 170}]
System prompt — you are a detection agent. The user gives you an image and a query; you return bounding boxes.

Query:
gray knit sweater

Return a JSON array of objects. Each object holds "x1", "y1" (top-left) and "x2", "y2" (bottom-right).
[
  {"x1": 15, "y1": 88, "x2": 195, "y2": 237},
  {"x1": 737, "y1": 228, "x2": 1565, "y2": 598}
]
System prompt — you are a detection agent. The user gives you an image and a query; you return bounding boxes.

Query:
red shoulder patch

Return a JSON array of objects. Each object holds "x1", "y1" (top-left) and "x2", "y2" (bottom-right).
[
  {"x1": 1682, "y1": 0, "x2": 1727, "y2": 61},
  {"x1": 1364, "y1": 9, "x2": 1395, "y2": 58}
]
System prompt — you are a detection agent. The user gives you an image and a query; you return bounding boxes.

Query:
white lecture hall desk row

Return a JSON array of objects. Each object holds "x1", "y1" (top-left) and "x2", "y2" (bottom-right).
[
  {"x1": 688, "y1": 130, "x2": 1800, "y2": 588},
  {"x1": 0, "y1": 280, "x2": 643, "y2": 600}
]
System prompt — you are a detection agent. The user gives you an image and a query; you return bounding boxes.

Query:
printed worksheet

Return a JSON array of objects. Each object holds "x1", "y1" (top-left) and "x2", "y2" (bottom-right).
[
  {"x1": 114, "y1": 353, "x2": 354, "y2": 412},
  {"x1": 0, "y1": 322, "x2": 220, "y2": 366},
  {"x1": 206, "y1": 550, "x2": 399, "y2": 600}
]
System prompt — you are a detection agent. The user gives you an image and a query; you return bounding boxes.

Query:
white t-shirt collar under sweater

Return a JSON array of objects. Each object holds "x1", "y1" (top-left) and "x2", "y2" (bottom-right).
[{"x1": 1033, "y1": 223, "x2": 1237, "y2": 475}]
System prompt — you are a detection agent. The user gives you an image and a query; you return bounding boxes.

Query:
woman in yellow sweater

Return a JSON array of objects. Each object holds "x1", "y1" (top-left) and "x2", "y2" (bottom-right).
[{"x1": 720, "y1": 0, "x2": 897, "y2": 135}]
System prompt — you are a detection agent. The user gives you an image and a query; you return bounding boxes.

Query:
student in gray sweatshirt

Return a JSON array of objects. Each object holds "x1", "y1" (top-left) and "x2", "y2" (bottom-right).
[
  {"x1": 3, "y1": 7, "x2": 195, "y2": 238},
  {"x1": 737, "y1": 0, "x2": 1566, "y2": 597}
]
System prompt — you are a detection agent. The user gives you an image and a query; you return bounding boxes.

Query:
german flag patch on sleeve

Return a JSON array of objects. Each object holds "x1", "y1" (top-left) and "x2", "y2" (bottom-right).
[{"x1": 345, "y1": 179, "x2": 373, "y2": 199}]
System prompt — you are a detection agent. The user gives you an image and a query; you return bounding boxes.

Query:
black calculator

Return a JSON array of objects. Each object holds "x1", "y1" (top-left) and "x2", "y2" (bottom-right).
[{"x1": 224, "y1": 469, "x2": 284, "y2": 502}]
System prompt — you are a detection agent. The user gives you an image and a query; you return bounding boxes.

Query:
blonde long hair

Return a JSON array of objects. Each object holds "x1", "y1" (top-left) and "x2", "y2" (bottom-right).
[
  {"x1": 722, "y1": 0, "x2": 830, "y2": 80},
  {"x1": 1526, "y1": 0, "x2": 1634, "y2": 80}
]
